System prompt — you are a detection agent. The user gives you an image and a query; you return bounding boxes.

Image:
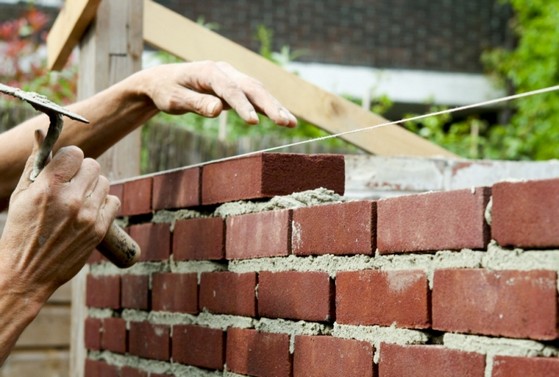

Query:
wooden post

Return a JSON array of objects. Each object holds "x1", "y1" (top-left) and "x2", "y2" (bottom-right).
[{"x1": 70, "y1": 1, "x2": 143, "y2": 375}]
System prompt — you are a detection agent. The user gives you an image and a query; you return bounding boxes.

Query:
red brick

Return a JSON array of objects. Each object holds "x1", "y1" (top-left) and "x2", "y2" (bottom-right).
[
  {"x1": 226, "y1": 328, "x2": 291, "y2": 377},
  {"x1": 199, "y1": 272, "x2": 256, "y2": 316},
  {"x1": 128, "y1": 321, "x2": 170, "y2": 361},
  {"x1": 84, "y1": 359, "x2": 120, "y2": 377},
  {"x1": 122, "y1": 177, "x2": 152, "y2": 216},
  {"x1": 172, "y1": 325, "x2": 225, "y2": 370},
  {"x1": 109, "y1": 183, "x2": 124, "y2": 217},
  {"x1": 87, "y1": 250, "x2": 105, "y2": 265},
  {"x1": 492, "y1": 178, "x2": 559, "y2": 248},
  {"x1": 173, "y1": 217, "x2": 224, "y2": 261},
  {"x1": 433, "y1": 269, "x2": 558, "y2": 340},
  {"x1": 152, "y1": 273, "x2": 198, "y2": 313},
  {"x1": 121, "y1": 274, "x2": 150, "y2": 310},
  {"x1": 379, "y1": 343, "x2": 485, "y2": 377},
  {"x1": 152, "y1": 167, "x2": 200, "y2": 210},
  {"x1": 336, "y1": 269, "x2": 429, "y2": 328},
  {"x1": 86, "y1": 275, "x2": 121, "y2": 309},
  {"x1": 294, "y1": 335, "x2": 373, "y2": 377},
  {"x1": 84, "y1": 317, "x2": 102, "y2": 350},
  {"x1": 102, "y1": 317, "x2": 127, "y2": 354},
  {"x1": 202, "y1": 153, "x2": 345, "y2": 205},
  {"x1": 291, "y1": 201, "x2": 375, "y2": 256},
  {"x1": 121, "y1": 366, "x2": 147, "y2": 377},
  {"x1": 377, "y1": 187, "x2": 491, "y2": 253},
  {"x1": 129, "y1": 223, "x2": 171, "y2": 261},
  {"x1": 492, "y1": 355, "x2": 559, "y2": 377},
  {"x1": 226, "y1": 210, "x2": 291, "y2": 259},
  {"x1": 258, "y1": 271, "x2": 333, "y2": 321}
]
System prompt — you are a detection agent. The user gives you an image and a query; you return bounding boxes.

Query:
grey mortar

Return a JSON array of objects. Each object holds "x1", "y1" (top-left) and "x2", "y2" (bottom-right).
[
  {"x1": 152, "y1": 209, "x2": 206, "y2": 231},
  {"x1": 255, "y1": 318, "x2": 332, "y2": 353}
]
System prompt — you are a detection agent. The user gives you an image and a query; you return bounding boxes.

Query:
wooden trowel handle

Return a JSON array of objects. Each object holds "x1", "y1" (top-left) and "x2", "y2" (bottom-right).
[{"x1": 97, "y1": 222, "x2": 141, "y2": 268}]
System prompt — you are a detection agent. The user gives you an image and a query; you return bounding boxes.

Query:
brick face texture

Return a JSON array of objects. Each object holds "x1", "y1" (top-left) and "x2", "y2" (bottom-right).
[{"x1": 85, "y1": 154, "x2": 559, "y2": 376}]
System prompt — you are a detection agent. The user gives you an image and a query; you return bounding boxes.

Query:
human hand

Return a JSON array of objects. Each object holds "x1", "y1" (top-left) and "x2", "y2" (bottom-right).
[
  {"x1": 139, "y1": 61, "x2": 297, "y2": 127},
  {"x1": 0, "y1": 131, "x2": 120, "y2": 302}
]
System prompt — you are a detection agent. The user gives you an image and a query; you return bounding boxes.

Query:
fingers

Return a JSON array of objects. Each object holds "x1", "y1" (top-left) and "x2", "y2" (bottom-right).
[
  {"x1": 13, "y1": 129, "x2": 47, "y2": 193},
  {"x1": 39, "y1": 146, "x2": 84, "y2": 185}
]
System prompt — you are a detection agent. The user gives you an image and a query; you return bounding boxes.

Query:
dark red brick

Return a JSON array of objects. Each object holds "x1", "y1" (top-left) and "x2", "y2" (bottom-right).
[
  {"x1": 294, "y1": 335, "x2": 373, "y2": 377},
  {"x1": 226, "y1": 210, "x2": 291, "y2": 259},
  {"x1": 292, "y1": 201, "x2": 375, "y2": 256},
  {"x1": 433, "y1": 269, "x2": 558, "y2": 340},
  {"x1": 336, "y1": 269, "x2": 430, "y2": 328},
  {"x1": 87, "y1": 250, "x2": 105, "y2": 265},
  {"x1": 128, "y1": 321, "x2": 170, "y2": 361},
  {"x1": 258, "y1": 271, "x2": 333, "y2": 321},
  {"x1": 379, "y1": 343, "x2": 485, "y2": 377},
  {"x1": 152, "y1": 273, "x2": 198, "y2": 313},
  {"x1": 121, "y1": 274, "x2": 150, "y2": 310},
  {"x1": 173, "y1": 217, "x2": 224, "y2": 260},
  {"x1": 172, "y1": 325, "x2": 225, "y2": 370},
  {"x1": 377, "y1": 187, "x2": 491, "y2": 253},
  {"x1": 199, "y1": 272, "x2": 256, "y2": 316},
  {"x1": 226, "y1": 328, "x2": 291, "y2": 377},
  {"x1": 492, "y1": 178, "x2": 559, "y2": 248},
  {"x1": 84, "y1": 317, "x2": 102, "y2": 351},
  {"x1": 201, "y1": 153, "x2": 345, "y2": 205},
  {"x1": 102, "y1": 317, "x2": 127, "y2": 354},
  {"x1": 109, "y1": 183, "x2": 124, "y2": 217},
  {"x1": 152, "y1": 167, "x2": 200, "y2": 210},
  {"x1": 129, "y1": 223, "x2": 171, "y2": 261},
  {"x1": 122, "y1": 177, "x2": 152, "y2": 216},
  {"x1": 86, "y1": 275, "x2": 121, "y2": 309},
  {"x1": 84, "y1": 359, "x2": 120, "y2": 377},
  {"x1": 492, "y1": 355, "x2": 559, "y2": 377},
  {"x1": 121, "y1": 366, "x2": 147, "y2": 377}
]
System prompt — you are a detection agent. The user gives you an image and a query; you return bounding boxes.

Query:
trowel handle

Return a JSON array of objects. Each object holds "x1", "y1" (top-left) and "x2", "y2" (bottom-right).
[{"x1": 97, "y1": 222, "x2": 141, "y2": 268}]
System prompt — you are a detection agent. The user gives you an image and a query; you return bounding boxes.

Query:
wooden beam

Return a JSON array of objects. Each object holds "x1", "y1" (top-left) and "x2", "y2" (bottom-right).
[
  {"x1": 46, "y1": 0, "x2": 101, "y2": 71},
  {"x1": 143, "y1": 0, "x2": 456, "y2": 158}
]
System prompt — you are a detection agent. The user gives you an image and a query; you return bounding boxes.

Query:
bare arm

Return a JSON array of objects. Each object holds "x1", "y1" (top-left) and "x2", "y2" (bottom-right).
[{"x1": 0, "y1": 61, "x2": 297, "y2": 204}]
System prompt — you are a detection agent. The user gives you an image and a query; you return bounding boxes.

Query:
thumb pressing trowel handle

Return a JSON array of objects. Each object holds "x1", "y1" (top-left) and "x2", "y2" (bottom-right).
[{"x1": 97, "y1": 222, "x2": 141, "y2": 268}]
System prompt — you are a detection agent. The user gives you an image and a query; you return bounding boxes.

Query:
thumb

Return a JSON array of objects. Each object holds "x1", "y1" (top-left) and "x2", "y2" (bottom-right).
[{"x1": 14, "y1": 129, "x2": 46, "y2": 192}]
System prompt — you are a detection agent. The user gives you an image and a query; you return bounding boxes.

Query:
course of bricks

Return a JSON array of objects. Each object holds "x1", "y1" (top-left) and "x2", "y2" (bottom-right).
[{"x1": 84, "y1": 153, "x2": 559, "y2": 377}]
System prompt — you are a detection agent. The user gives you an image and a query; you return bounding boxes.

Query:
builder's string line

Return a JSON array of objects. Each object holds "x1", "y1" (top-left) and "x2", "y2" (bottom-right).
[{"x1": 116, "y1": 83, "x2": 559, "y2": 183}]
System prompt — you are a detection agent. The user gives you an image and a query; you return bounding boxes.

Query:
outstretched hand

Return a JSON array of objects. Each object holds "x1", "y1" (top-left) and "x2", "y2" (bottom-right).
[
  {"x1": 0, "y1": 131, "x2": 119, "y2": 301},
  {"x1": 140, "y1": 61, "x2": 297, "y2": 127}
]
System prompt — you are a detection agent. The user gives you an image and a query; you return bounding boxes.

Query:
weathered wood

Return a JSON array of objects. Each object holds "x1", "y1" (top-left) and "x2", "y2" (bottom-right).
[
  {"x1": 46, "y1": 0, "x2": 102, "y2": 71},
  {"x1": 1, "y1": 351, "x2": 69, "y2": 377},
  {"x1": 71, "y1": 1, "x2": 144, "y2": 376},
  {"x1": 142, "y1": 0, "x2": 455, "y2": 158},
  {"x1": 15, "y1": 306, "x2": 71, "y2": 348}
]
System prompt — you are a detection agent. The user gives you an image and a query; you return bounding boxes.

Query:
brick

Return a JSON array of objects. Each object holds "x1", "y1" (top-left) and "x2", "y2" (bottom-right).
[
  {"x1": 121, "y1": 274, "x2": 150, "y2": 310},
  {"x1": 173, "y1": 217, "x2": 224, "y2": 260},
  {"x1": 492, "y1": 355, "x2": 559, "y2": 377},
  {"x1": 152, "y1": 273, "x2": 198, "y2": 313},
  {"x1": 129, "y1": 223, "x2": 171, "y2": 261},
  {"x1": 379, "y1": 343, "x2": 485, "y2": 377},
  {"x1": 492, "y1": 178, "x2": 559, "y2": 248},
  {"x1": 336, "y1": 270, "x2": 429, "y2": 328},
  {"x1": 128, "y1": 321, "x2": 170, "y2": 361},
  {"x1": 226, "y1": 328, "x2": 291, "y2": 377},
  {"x1": 102, "y1": 317, "x2": 127, "y2": 354},
  {"x1": 199, "y1": 272, "x2": 256, "y2": 316},
  {"x1": 87, "y1": 250, "x2": 105, "y2": 265},
  {"x1": 258, "y1": 271, "x2": 333, "y2": 321},
  {"x1": 109, "y1": 183, "x2": 124, "y2": 217},
  {"x1": 294, "y1": 335, "x2": 373, "y2": 377},
  {"x1": 202, "y1": 153, "x2": 345, "y2": 205},
  {"x1": 121, "y1": 366, "x2": 147, "y2": 377},
  {"x1": 292, "y1": 201, "x2": 375, "y2": 256},
  {"x1": 433, "y1": 269, "x2": 558, "y2": 340},
  {"x1": 84, "y1": 317, "x2": 102, "y2": 351},
  {"x1": 121, "y1": 177, "x2": 152, "y2": 216},
  {"x1": 152, "y1": 167, "x2": 200, "y2": 210},
  {"x1": 86, "y1": 275, "x2": 121, "y2": 309},
  {"x1": 377, "y1": 187, "x2": 491, "y2": 253},
  {"x1": 172, "y1": 325, "x2": 225, "y2": 370},
  {"x1": 85, "y1": 359, "x2": 120, "y2": 377},
  {"x1": 226, "y1": 210, "x2": 291, "y2": 259}
]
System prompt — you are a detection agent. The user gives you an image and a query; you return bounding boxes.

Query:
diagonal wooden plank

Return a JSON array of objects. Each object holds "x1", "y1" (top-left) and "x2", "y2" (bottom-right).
[
  {"x1": 142, "y1": 0, "x2": 456, "y2": 157},
  {"x1": 46, "y1": 0, "x2": 101, "y2": 71}
]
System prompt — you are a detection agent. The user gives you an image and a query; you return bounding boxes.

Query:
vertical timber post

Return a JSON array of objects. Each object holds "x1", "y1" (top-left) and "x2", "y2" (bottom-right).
[{"x1": 70, "y1": 1, "x2": 143, "y2": 375}]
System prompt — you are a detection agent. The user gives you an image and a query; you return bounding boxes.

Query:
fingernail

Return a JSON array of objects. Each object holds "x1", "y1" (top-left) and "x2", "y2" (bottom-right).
[
  {"x1": 279, "y1": 109, "x2": 290, "y2": 123},
  {"x1": 249, "y1": 110, "x2": 259, "y2": 123},
  {"x1": 207, "y1": 101, "x2": 218, "y2": 115}
]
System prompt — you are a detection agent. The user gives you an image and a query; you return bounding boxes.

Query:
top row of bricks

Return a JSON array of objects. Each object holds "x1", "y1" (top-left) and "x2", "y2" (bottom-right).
[{"x1": 110, "y1": 153, "x2": 345, "y2": 216}]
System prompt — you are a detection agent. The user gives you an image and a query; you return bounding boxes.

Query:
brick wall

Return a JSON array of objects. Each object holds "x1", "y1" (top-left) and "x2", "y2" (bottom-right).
[{"x1": 84, "y1": 153, "x2": 559, "y2": 377}]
